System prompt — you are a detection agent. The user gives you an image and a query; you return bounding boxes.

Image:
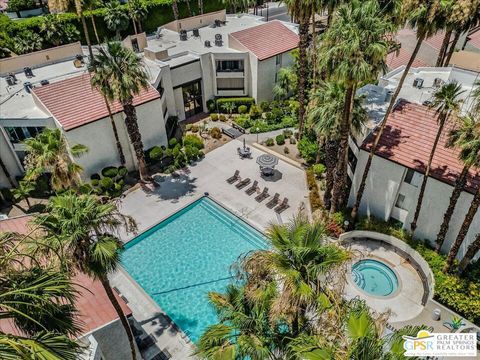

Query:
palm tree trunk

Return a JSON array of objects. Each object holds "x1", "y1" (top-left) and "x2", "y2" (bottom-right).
[
  {"x1": 435, "y1": 165, "x2": 469, "y2": 252},
  {"x1": 457, "y1": 233, "x2": 480, "y2": 274},
  {"x1": 327, "y1": 3, "x2": 333, "y2": 27},
  {"x1": 137, "y1": 20, "x2": 143, "y2": 33},
  {"x1": 172, "y1": 0, "x2": 180, "y2": 20},
  {"x1": 0, "y1": 157, "x2": 16, "y2": 188},
  {"x1": 122, "y1": 99, "x2": 149, "y2": 181},
  {"x1": 411, "y1": 117, "x2": 446, "y2": 234},
  {"x1": 297, "y1": 17, "x2": 309, "y2": 138},
  {"x1": 185, "y1": 0, "x2": 192, "y2": 17},
  {"x1": 311, "y1": 6, "x2": 317, "y2": 91},
  {"x1": 132, "y1": 18, "x2": 138, "y2": 34},
  {"x1": 104, "y1": 98, "x2": 126, "y2": 166},
  {"x1": 436, "y1": 29, "x2": 452, "y2": 67},
  {"x1": 330, "y1": 85, "x2": 354, "y2": 213},
  {"x1": 90, "y1": 13, "x2": 100, "y2": 44},
  {"x1": 99, "y1": 276, "x2": 137, "y2": 360},
  {"x1": 323, "y1": 139, "x2": 338, "y2": 210},
  {"x1": 198, "y1": 0, "x2": 203, "y2": 14},
  {"x1": 443, "y1": 31, "x2": 461, "y2": 66},
  {"x1": 74, "y1": 0, "x2": 93, "y2": 60},
  {"x1": 350, "y1": 34, "x2": 426, "y2": 223},
  {"x1": 444, "y1": 187, "x2": 480, "y2": 272}
]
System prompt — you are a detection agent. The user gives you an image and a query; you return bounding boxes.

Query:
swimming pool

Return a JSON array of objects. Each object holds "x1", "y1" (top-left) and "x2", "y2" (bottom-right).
[
  {"x1": 351, "y1": 259, "x2": 399, "y2": 297},
  {"x1": 121, "y1": 197, "x2": 266, "y2": 343}
]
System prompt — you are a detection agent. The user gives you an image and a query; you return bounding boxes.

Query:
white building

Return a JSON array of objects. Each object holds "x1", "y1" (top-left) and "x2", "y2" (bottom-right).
[
  {"x1": 0, "y1": 11, "x2": 299, "y2": 187},
  {"x1": 348, "y1": 66, "x2": 480, "y2": 260}
]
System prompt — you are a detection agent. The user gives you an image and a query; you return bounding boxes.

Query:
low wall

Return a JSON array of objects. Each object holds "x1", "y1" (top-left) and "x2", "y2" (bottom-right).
[
  {"x1": 339, "y1": 230, "x2": 435, "y2": 305},
  {"x1": 164, "y1": 9, "x2": 227, "y2": 32}
]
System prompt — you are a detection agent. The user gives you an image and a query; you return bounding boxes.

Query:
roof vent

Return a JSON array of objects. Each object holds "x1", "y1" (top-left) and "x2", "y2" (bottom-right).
[
  {"x1": 23, "y1": 81, "x2": 33, "y2": 93},
  {"x1": 214, "y1": 19, "x2": 221, "y2": 27},
  {"x1": 40, "y1": 79, "x2": 50, "y2": 86},
  {"x1": 192, "y1": 28, "x2": 200, "y2": 37},
  {"x1": 179, "y1": 30, "x2": 187, "y2": 41},
  {"x1": 6, "y1": 75, "x2": 16, "y2": 86},
  {"x1": 433, "y1": 78, "x2": 445, "y2": 87},
  {"x1": 8, "y1": 72, "x2": 17, "y2": 82},
  {"x1": 413, "y1": 78, "x2": 424, "y2": 89},
  {"x1": 204, "y1": 40, "x2": 211, "y2": 47},
  {"x1": 214, "y1": 34, "x2": 223, "y2": 46},
  {"x1": 24, "y1": 67, "x2": 34, "y2": 78}
]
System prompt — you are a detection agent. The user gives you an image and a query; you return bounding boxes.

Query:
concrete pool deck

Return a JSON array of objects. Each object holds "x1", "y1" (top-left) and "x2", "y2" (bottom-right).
[{"x1": 110, "y1": 139, "x2": 309, "y2": 359}]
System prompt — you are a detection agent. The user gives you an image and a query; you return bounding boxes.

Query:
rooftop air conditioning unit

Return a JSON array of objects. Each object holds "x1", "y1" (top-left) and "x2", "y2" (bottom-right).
[
  {"x1": 23, "y1": 81, "x2": 33, "y2": 93},
  {"x1": 433, "y1": 78, "x2": 445, "y2": 87},
  {"x1": 214, "y1": 19, "x2": 222, "y2": 27},
  {"x1": 204, "y1": 40, "x2": 211, "y2": 47},
  {"x1": 179, "y1": 30, "x2": 187, "y2": 41},
  {"x1": 214, "y1": 33, "x2": 223, "y2": 46},
  {"x1": 8, "y1": 72, "x2": 17, "y2": 82},
  {"x1": 413, "y1": 78, "x2": 424, "y2": 89},
  {"x1": 40, "y1": 79, "x2": 49, "y2": 86},
  {"x1": 24, "y1": 67, "x2": 34, "y2": 78},
  {"x1": 192, "y1": 28, "x2": 200, "y2": 37},
  {"x1": 385, "y1": 90, "x2": 394, "y2": 102},
  {"x1": 6, "y1": 76, "x2": 16, "y2": 86}
]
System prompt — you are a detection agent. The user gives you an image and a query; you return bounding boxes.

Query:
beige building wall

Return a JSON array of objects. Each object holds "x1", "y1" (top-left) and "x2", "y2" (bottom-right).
[{"x1": 0, "y1": 42, "x2": 82, "y2": 75}]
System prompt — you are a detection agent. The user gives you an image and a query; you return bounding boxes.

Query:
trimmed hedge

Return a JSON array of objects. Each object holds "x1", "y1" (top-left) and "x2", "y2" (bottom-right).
[{"x1": 216, "y1": 97, "x2": 255, "y2": 113}]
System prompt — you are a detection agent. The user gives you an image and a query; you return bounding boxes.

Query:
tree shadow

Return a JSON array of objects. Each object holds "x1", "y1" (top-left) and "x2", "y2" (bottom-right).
[
  {"x1": 364, "y1": 124, "x2": 408, "y2": 159},
  {"x1": 144, "y1": 173, "x2": 198, "y2": 202}
]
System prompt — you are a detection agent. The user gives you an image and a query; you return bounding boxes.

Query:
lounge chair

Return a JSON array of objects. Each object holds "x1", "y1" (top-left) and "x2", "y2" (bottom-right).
[
  {"x1": 245, "y1": 180, "x2": 259, "y2": 195},
  {"x1": 266, "y1": 193, "x2": 280, "y2": 208},
  {"x1": 275, "y1": 198, "x2": 289, "y2": 213},
  {"x1": 236, "y1": 178, "x2": 251, "y2": 189},
  {"x1": 226, "y1": 170, "x2": 240, "y2": 183},
  {"x1": 255, "y1": 187, "x2": 269, "y2": 202}
]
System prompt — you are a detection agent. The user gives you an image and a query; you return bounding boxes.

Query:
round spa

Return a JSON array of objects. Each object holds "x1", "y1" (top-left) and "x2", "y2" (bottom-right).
[{"x1": 351, "y1": 259, "x2": 399, "y2": 297}]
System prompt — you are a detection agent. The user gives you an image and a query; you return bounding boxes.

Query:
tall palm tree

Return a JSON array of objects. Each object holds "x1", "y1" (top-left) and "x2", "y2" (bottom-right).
[
  {"x1": 32, "y1": 192, "x2": 138, "y2": 359},
  {"x1": 104, "y1": 0, "x2": 130, "y2": 39},
  {"x1": 23, "y1": 128, "x2": 88, "y2": 191},
  {"x1": 317, "y1": 0, "x2": 392, "y2": 213},
  {"x1": 444, "y1": 186, "x2": 480, "y2": 272},
  {"x1": 351, "y1": 0, "x2": 447, "y2": 223},
  {"x1": 308, "y1": 81, "x2": 367, "y2": 210},
  {"x1": 457, "y1": 232, "x2": 480, "y2": 274},
  {"x1": 90, "y1": 42, "x2": 151, "y2": 182},
  {"x1": 128, "y1": 0, "x2": 147, "y2": 34},
  {"x1": 282, "y1": 0, "x2": 315, "y2": 137},
  {"x1": 410, "y1": 82, "x2": 465, "y2": 234},
  {"x1": 436, "y1": 115, "x2": 480, "y2": 251},
  {"x1": 240, "y1": 215, "x2": 350, "y2": 334},
  {"x1": 0, "y1": 232, "x2": 81, "y2": 360}
]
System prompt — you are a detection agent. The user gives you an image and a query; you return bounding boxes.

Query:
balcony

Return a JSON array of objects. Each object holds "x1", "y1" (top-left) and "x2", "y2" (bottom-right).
[{"x1": 216, "y1": 69, "x2": 245, "y2": 78}]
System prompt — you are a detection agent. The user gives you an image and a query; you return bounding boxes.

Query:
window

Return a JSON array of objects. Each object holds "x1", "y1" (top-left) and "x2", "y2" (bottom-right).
[
  {"x1": 395, "y1": 194, "x2": 407, "y2": 210},
  {"x1": 216, "y1": 78, "x2": 244, "y2": 91},
  {"x1": 404, "y1": 168, "x2": 420, "y2": 187},
  {"x1": 274, "y1": 71, "x2": 278, "y2": 83},
  {"x1": 275, "y1": 54, "x2": 281, "y2": 66},
  {"x1": 5, "y1": 126, "x2": 44, "y2": 144},
  {"x1": 216, "y1": 60, "x2": 244, "y2": 72}
]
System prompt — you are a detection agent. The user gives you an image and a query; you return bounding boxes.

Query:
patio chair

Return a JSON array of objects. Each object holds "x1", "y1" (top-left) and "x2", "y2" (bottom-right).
[
  {"x1": 266, "y1": 193, "x2": 280, "y2": 208},
  {"x1": 245, "y1": 180, "x2": 259, "y2": 195},
  {"x1": 275, "y1": 198, "x2": 289, "y2": 213},
  {"x1": 226, "y1": 170, "x2": 240, "y2": 183},
  {"x1": 255, "y1": 187, "x2": 269, "y2": 202},
  {"x1": 236, "y1": 178, "x2": 251, "y2": 189}
]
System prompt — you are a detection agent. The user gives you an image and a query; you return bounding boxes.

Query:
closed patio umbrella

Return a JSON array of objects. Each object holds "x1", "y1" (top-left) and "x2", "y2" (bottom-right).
[{"x1": 256, "y1": 154, "x2": 278, "y2": 168}]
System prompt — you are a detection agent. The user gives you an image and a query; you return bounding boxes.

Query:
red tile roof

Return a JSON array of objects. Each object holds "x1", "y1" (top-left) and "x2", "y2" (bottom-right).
[
  {"x1": 32, "y1": 73, "x2": 160, "y2": 131},
  {"x1": 386, "y1": 48, "x2": 427, "y2": 70},
  {"x1": 0, "y1": 215, "x2": 132, "y2": 336},
  {"x1": 466, "y1": 29, "x2": 480, "y2": 50},
  {"x1": 230, "y1": 20, "x2": 299, "y2": 61},
  {"x1": 424, "y1": 30, "x2": 454, "y2": 51},
  {"x1": 362, "y1": 100, "x2": 480, "y2": 193}
]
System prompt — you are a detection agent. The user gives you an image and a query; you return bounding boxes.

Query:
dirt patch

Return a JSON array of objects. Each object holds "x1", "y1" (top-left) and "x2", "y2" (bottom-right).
[{"x1": 261, "y1": 140, "x2": 301, "y2": 163}]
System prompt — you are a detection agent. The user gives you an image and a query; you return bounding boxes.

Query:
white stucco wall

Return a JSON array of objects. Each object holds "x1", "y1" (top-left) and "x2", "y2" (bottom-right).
[
  {"x1": 256, "y1": 51, "x2": 294, "y2": 102},
  {"x1": 348, "y1": 149, "x2": 480, "y2": 260},
  {"x1": 65, "y1": 99, "x2": 168, "y2": 178},
  {"x1": 170, "y1": 61, "x2": 202, "y2": 88}
]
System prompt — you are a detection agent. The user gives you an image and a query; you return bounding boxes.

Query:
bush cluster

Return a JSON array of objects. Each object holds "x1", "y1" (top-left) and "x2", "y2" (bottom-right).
[
  {"x1": 312, "y1": 163, "x2": 326, "y2": 178},
  {"x1": 216, "y1": 98, "x2": 255, "y2": 113},
  {"x1": 275, "y1": 134, "x2": 285, "y2": 145},
  {"x1": 265, "y1": 138, "x2": 274, "y2": 146},
  {"x1": 306, "y1": 168, "x2": 322, "y2": 212},
  {"x1": 297, "y1": 133, "x2": 319, "y2": 164},
  {"x1": 84, "y1": 165, "x2": 128, "y2": 198},
  {"x1": 210, "y1": 127, "x2": 221, "y2": 139}
]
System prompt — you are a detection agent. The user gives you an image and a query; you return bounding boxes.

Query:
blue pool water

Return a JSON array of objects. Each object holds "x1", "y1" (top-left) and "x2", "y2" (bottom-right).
[
  {"x1": 121, "y1": 197, "x2": 266, "y2": 343},
  {"x1": 351, "y1": 259, "x2": 398, "y2": 296}
]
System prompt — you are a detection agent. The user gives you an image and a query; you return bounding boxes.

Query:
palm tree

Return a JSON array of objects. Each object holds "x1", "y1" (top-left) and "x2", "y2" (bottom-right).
[
  {"x1": 308, "y1": 81, "x2": 367, "y2": 210},
  {"x1": 458, "y1": 232, "x2": 480, "y2": 274},
  {"x1": 351, "y1": 0, "x2": 448, "y2": 223},
  {"x1": 128, "y1": 0, "x2": 147, "y2": 34},
  {"x1": 85, "y1": 0, "x2": 103, "y2": 44},
  {"x1": 0, "y1": 232, "x2": 81, "y2": 360},
  {"x1": 317, "y1": 0, "x2": 392, "y2": 213},
  {"x1": 436, "y1": 115, "x2": 480, "y2": 251},
  {"x1": 410, "y1": 82, "x2": 465, "y2": 234},
  {"x1": 272, "y1": 67, "x2": 297, "y2": 101},
  {"x1": 444, "y1": 186, "x2": 480, "y2": 272},
  {"x1": 104, "y1": 0, "x2": 130, "y2": 39},
  {"x1": 282, "y1": 0, "x2": 314, "y2": 137},
  {"x1": 90, "y1": 42, "x2": 151, "y2": 182},
  {"x1": 32, "y1": 192, "x2": 138, "y2": 359},
  {"x1": 240, "y1": 215, "x2": 350, "y2": 334},
  {"x1": 23, "y1": 128, "x2": 88, "y2": 192},
  {"x1": 12, "y1": 180, "x2": 35, "y2": 210}
]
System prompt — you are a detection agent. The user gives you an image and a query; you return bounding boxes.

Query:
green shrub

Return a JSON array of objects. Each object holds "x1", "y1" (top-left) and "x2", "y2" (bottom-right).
[
  {"x1": 249, "y1": 105, "x2": 262, "y2": 119},
  {"x1": 210, "y1": 113, "x2": 218, "y2": 121},
  {"x1": 184, "y1": 145, "x2": 200, "y2": 161},
  {"x1": 99, "y1": 177, "x2": 114, "y2": 190},
  {"x1": 198, "y1": 150, "x2": 205, "y2": 158},
  {"x1": 169, "y1": 138, "x2": 178, "y2": 148},
  {"x1": 90, "y1": 179, "x2": 99, "y2": 187},
  {"x1": 289, "y1": 136, "x2": 296, "y2": 145},
  {"x1": 219, "y1": 115, "x2": 227, "y2": 122},
  {"x1": 101, "y1": 166, "x2": 118, "y2": 178},
  {"x1": 275, "y1": 134, "x2": 285, "y2": 145},
  {"x1": 118, "y1": 166, "x2": 128, "y2": 177},
  {"x1": 185, "y1": 124, "x2": 192, "y2": 131},
  {"x1": 297, "y1": 135, "x2": 318, "y2": 163},
  {"x1": 265, "y1": 138, "x2": 274, "y2": 146},
  {"x1": 191, "y1": 124, "x2": 199, "y2": 132},
  {"x1": 78, "y1": 183, "x2": 93, "y2": 194},
  {"x1": 234, "y1": 115, "x2": 252, "y2": 129},
  {"x1": 284, "y1": 146, "x2": 290, "y2": 154},
  {"x1": 90, "y1": 173, "x2": 101, "y2": 181},
  {"x1": 210, "y1": 127, "x2": 222, "y2": 139},
  {"x1": 259, "y1": 101, "x2": 270, "y2": 112},
  {"x1": 283, "y1": 129, "x2": 293, "y2": 137},
  {"x1": 306, "y1": 169, "x2": 322, "y2": 212},
  {"x1": 206, "y1": 99, "x2": 216, "y2": 112},
  {"x1": 183, "y1": 134, "x2": 204, "y2": 149},
  {"x1": 312, "y1": 163, "x2": 326, "y2": 178},
  {"x1": 7, "y1": 0, "x2": 37, "y2": 12},
  {"x1": 149, "y1": 146, "x2": 164, "y2": 161},
  {"x1": 238, "y1": 105, "x2": 248, "y2": 114},
  {"x1": 216, "y1": 97, "x2": 255, "y2": 113}
]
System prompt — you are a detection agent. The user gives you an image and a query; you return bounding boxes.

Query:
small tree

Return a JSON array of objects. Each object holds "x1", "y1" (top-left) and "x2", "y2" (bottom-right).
[
  {"x1": 222, "y1": 102, "x2": 236, "y2": 119},
  {"x1": 12, "y1": 180, "x2": 35, "y2": 210},
  {"x1": 104, "y1": 0, "x2": 130, "y2": 39}
]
